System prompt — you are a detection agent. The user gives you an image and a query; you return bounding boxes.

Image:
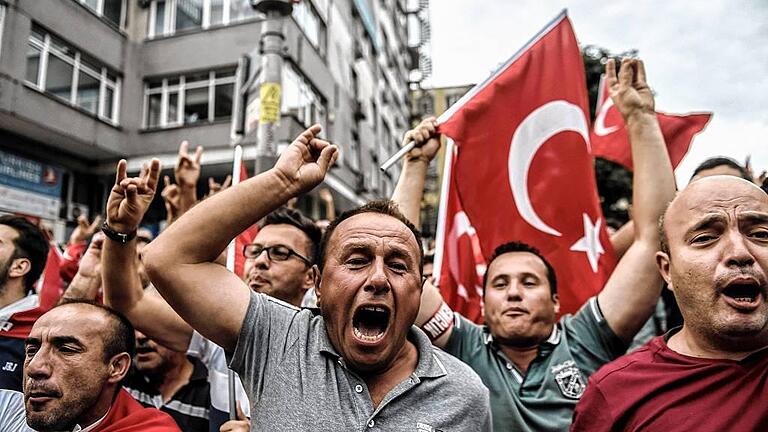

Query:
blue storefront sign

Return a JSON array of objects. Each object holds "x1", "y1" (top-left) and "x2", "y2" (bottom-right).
[{"x1": 0, "y1": 149, "x2": 64, "y2": 219}]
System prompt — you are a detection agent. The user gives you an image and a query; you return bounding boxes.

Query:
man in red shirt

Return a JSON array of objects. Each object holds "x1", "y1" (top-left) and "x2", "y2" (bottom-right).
[
  {"x1": 571, "y1": 175, "x2": 768, "y2": 431},
  {"x1": 22, "y1": 300, "x2": 179, "y2": 431}
]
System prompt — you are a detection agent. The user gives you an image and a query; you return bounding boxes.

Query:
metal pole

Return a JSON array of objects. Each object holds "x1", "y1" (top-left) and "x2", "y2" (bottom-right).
[{"x1": 254, "y1": 8, "x2": 287, "y2": 174}]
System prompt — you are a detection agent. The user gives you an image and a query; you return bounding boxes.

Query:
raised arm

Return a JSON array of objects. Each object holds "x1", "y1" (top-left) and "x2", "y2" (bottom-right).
[
  {"x1": 102, "y1": 159, "x2": 195, "y2": 352},
  {"x1": 59, "y1": 233, "x2": 105, "y2": 303},
  {"x1": 391, "y1": 117, "x2": 440, "y2": 226},
  {"x1": 143, "y1": 125, "x2": 337, "y2": 352},
  {"x1": 390, "y1": 118, "x2": 451, "y2": 347},
  {"x1": 597, "y1": 58, "x2": 676, "y2": 341}
]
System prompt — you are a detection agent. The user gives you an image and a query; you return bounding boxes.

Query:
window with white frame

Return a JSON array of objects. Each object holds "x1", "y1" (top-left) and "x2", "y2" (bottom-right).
[
  {"x1": 143, "y1": 68, "x2": 236, "y2": 129},
  {"x1": 75, "y1": 0, "x2": 126, "y2": 29},
  {"x1": 282, "y1": 63, "x2": 327, "y2": 128},
  {"x1": 25, "y1": 26, "x2": 120, "y2": 124},
  {"x1": 148, "y1": 0, "x2": 262, "y2": 38},
  {"x1": 292, "y1": 0, "x2": 326, "y2": 54}
]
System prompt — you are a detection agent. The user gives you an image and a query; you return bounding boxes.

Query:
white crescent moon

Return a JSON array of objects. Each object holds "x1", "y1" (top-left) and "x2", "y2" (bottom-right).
[
  {"x1": 508, "y1": 100, "x2": 591, "y2": 237},
  {"x1": 594, "y1": 97, "x2": 619, "y2": 136}
]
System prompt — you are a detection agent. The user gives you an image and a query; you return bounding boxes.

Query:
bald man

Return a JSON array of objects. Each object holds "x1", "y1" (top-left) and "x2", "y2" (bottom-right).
[{"x1": 572, "y1": 176, "x2": 768, "y2": 431}]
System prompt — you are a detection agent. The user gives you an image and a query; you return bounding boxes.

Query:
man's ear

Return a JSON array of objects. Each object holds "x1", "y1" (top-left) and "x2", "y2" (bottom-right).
[
  {"x1": 312, "y1": 265, "x2": 322, "y2": 307},
  {"x1": 107, "y1": 353, "x2": 132, "y2": 384},
  {"x1": 656, "y1": 251, "x2": 673, "y2": 291},
  {"x1": 552, "y1": 293, "x2": 560, "y2": 315},
  {"x1": 302, "y1": 265, "x2": 316, "y2": 291},
  {"x1": 8, "y1": 257, "x2": 31, "y2": 279}
]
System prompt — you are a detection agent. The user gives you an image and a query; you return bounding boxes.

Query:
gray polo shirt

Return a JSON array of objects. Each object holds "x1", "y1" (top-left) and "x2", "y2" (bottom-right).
[
  {"x1": 445, "y1": 297, "x2": 628, "y2": 432},
  {"x1": 228, "y1": 292, "x2": 492, "y2": 431}
]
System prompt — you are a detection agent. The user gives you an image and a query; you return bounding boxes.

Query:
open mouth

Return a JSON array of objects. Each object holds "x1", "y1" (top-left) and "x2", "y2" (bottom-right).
[
  {"x1": 352, "y1": 305, "x2": 391, "y2": 344},
  {"x1": 722, "y1": 281, "x2": 763, "y2": 308}
]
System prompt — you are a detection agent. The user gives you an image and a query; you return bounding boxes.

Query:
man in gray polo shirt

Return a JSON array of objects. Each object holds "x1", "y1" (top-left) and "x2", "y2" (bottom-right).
[
  {"x1": 394, "y1": 58, "x2": 676, "y2": 431},
  {"x1": 140, "y1": 125, "x2": 491, "y2": 431}
]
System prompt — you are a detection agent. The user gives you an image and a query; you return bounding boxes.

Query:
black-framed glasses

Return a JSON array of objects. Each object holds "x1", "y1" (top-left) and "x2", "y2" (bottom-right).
[{"x1": 242, "y1": 244, "x2": 311, "y2": 266}]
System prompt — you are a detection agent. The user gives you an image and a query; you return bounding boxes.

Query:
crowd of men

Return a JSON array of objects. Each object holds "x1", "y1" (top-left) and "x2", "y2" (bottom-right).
[{"x1": 0, "y1": 57, "x2": 766, "y2": 431}]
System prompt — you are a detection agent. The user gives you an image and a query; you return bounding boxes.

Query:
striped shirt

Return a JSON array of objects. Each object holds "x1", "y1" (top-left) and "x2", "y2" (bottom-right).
[{"x1": 124, "y1": 356, "x2": 211, "y2": 432}]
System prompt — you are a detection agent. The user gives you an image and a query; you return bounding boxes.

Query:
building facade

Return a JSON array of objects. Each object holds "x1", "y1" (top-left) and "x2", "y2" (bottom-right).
[{"x1": 0, "y1": 0, "x2": 429, "y2": 238}]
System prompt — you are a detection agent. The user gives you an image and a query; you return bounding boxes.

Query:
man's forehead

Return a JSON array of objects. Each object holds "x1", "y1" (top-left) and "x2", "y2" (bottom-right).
[
  {"x1": 488, "y1": 251, "x2": 548, "y2": 278},
  {"x1": 33, "y1": 306, "x2": 107, "y2": 338},
  {"x1": 673, "y1": 177, "x2": 767, "y2": 215},
  {"x1": 0, "y1": 225, "x2": 19, "y2": 242},
  {"x1": 255, "y1": 224, "x2": 309, "y2": 245},
  {"x1": 332, "y1": 213, "x2": 419, "y2": 249}
]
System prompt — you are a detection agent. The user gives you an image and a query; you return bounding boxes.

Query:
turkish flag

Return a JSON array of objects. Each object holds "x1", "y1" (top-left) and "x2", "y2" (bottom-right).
[
  {"x1": 234, "y1": 162, "x2": 258, "y2": 278},
  {"x1": 591, "y1": 74, "x2": 711, "y2": 170},
  {"x1": 435, "y1": 12, "x2": 616, "y2": 317},
  {"x1": 434, "y1": 145, "x2": 487, "y2": 323}
]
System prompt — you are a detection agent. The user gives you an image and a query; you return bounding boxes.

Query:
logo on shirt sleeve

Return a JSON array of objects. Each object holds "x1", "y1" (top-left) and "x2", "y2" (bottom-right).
[{"x1": 551, "y1": 360, "x2": 586, "y2": 399}]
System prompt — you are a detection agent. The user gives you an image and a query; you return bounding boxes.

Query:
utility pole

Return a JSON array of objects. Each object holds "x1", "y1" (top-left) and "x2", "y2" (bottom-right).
[{"x1": 250, "y1": 0, "x2": 293, "y2": 174}]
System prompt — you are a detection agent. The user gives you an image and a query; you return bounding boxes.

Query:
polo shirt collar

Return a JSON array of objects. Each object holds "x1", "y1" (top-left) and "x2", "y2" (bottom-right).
[
  {"x1": 482, "y1": 324, "x2": 561, "y2": 347},
  {"x1": 315, "y1": 319, "x2": 447, "y2": 380}
]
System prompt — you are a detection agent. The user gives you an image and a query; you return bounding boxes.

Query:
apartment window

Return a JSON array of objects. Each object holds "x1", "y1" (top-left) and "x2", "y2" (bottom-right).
[
  {"x1": 144, "y1": 69, "x2": 236, "y2": 128},
  {"x1": 25, "y1": 26, "x2": 120, "y2": 124},
  {"x1": 74, "y1": 0, "x2": 126, "y2": 29},
  {"x1": 282, "y1": 63, "x2": 327, "y2": 128},
  {"x1": 292, "y1": 0, "x2": 326, "y2": 54},
  {"x1": 149, "y1": 0, "x2": 261, "y2": 38}
]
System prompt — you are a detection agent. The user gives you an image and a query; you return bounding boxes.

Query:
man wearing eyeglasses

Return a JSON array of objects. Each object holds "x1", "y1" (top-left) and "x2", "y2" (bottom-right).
[{"x1": 242, "y1": 208, "x2": 321, "y2": 308}]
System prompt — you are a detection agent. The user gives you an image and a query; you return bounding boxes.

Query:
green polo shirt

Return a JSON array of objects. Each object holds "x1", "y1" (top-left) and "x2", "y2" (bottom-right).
[{"x1": 445, "y1": 297, "x2": 628, "y2": 432}]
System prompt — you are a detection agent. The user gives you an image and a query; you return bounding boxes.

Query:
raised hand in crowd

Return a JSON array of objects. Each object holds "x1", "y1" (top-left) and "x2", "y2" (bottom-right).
[
  {"x1": 68, "y1": 214, "x2": 102, "y2": 245},
  {"x1": 143, "y1": 123, "x2": 337, "y2": 352},
  {"x1": 106, "y1": 159, "x2": 161, "y2": 233},
  {"x1": 206, "y1": 175, "x2": 232, "y2": 198},
  {"x1": 60, "y1": 231, "x2": 105, "y2": 303},
  {"x1": 161, "y1": 175, "x2": 182, "y2": 226},
  {"x1": 391, "y1": 116, "x2": 440, "y2": 226}
]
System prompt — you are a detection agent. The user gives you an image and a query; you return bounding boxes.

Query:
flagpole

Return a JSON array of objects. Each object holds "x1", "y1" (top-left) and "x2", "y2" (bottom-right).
[
  {"x1": 379, "y1": 9, "x2": 570, "y2": 172},
  {"x1": 226, "y1": 145, "x2": 243, "y2": 421},
  {"x1": 431, "y1": 138, "x2": 455, "y2": 284}
]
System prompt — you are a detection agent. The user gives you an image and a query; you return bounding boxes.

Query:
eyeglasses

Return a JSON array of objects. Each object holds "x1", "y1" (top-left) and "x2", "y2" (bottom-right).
[{"x1": 242, "y1": 244, "x2": 311, "y2": 266}]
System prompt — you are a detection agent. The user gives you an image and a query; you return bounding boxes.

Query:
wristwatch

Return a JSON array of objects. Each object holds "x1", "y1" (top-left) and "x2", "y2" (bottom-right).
[{"x1": 101, "y1": 221, "x2": 137, "y2": 244}]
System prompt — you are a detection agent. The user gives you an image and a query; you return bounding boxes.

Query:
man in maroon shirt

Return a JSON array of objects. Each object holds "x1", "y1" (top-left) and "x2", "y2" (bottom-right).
[{"x1": 571, "y1": 175, "x2": 768, "y2": 432}]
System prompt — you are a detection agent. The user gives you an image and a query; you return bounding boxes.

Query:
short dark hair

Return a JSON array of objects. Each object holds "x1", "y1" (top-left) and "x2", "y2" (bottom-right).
[
  {"x1": 318, "y1": 200, "x2": 423, "y2": 275},
  {"x1": 56, "y1": 300, "x2": 136, "y2": 361},
  {"x1": 0, "y1": 216, "x2": 49, "y2": 293},
  {"x1": 482, "y1": 241, "x2": 557, "y2": 295},
  {"x1": 261, "y1": 207, "x2": 322, "y2": 264},
  {"x1": 690, "y1": 156, "x2": 751, "y2": 181}
]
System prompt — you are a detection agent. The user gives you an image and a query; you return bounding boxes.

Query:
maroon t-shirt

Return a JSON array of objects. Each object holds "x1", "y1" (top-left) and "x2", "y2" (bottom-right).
[{"x1": 571, "y1": 332, "x2": 768, "y2": 432}]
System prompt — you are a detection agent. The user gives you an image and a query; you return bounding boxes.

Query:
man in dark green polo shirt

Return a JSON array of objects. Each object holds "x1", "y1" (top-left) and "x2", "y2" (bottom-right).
[{"x1": 393, "y1": 58, "x2": 676, "y2": 431}]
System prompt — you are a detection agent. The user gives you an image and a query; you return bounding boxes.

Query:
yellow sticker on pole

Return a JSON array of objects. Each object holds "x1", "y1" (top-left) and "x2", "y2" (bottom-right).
[{"x1": 259, "y1": 83, "x2": 282, "y2": 124}]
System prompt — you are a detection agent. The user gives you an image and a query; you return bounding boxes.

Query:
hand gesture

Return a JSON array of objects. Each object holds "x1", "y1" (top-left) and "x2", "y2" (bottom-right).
[
  {"x1": 107, "y1": 159, "x2": 161, "y2": 234},
  {"x1": 273, "y1": 124, "x2": 338, "y2": 194},
  {"x1": 161, "y1": 176, "x2": 181, "y2": 224},
  {"x1": 606, "y1": 58, "x2": 655, "y2": 122},
  {"x1": 206, "y1": 175, "x2": 232, "y2": 198},
  {"x1": 77, "y1": 232, "x2": 105, "y2": 279},
  {"x1": 404, "y1": 117, "x2": 441, "y2": 163},
  {"x1": 175, "y1": 141, "x2": 202, "y2": 189},
  {"x1": 69, "y1": 214, "x2": 102, "y2": 244}
]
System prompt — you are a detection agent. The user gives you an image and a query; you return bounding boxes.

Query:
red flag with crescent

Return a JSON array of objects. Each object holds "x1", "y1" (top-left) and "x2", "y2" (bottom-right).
[
  {"x1": 591, "y1": 74, "x2": 711, "y2": 170},
  {"x1": 434, "y1": 11, "x2": 616, "y2": 318}
]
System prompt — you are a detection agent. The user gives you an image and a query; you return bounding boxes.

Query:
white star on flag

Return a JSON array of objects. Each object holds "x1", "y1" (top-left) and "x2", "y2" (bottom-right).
[{"x1": 569, "y1": 213, "x2": 605, "y2": 273}]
